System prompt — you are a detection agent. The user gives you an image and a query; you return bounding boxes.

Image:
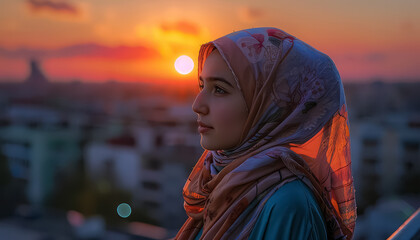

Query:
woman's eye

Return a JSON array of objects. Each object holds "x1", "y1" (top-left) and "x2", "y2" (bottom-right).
[
  {"x1": 215, "y1": 86, "x2": 226, "y2": 94},
  {"x1": 198, "y1": 83, "x2": 226, "y2": 94}
]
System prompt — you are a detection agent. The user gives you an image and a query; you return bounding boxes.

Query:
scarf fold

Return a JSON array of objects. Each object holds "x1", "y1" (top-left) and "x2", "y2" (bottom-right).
[{"x1": 175, "y1": 27, "x2": 356, "y2": 240}]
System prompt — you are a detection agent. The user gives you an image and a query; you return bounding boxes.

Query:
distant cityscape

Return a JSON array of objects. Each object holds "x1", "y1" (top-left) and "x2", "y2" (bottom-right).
[{"x1": 0, "y1": 59, "x2": 419, "y2": 239}]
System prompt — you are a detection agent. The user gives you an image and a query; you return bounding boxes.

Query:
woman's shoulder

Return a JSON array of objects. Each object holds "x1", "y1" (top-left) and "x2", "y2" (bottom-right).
[
  {"x1": 264, "y1": 178, "x2": 317, "y2": 212},
  {"x1": 249, "y1": 179, "x2": 328, "y2": 239}
]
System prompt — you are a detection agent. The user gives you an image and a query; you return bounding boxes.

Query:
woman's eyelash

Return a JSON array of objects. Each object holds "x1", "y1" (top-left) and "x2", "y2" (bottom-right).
[{"x1": 198, "y1": 83, "x2": 227, "y2": 94}]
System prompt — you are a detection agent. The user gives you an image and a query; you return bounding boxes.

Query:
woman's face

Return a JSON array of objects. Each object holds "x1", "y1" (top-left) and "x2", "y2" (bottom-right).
[{"x1": 192, "y1": 49, "x2": 248, "y2": 151}]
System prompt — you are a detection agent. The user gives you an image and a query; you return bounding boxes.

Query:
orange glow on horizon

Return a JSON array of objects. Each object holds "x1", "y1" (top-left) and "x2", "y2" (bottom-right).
[{"x1": 0, "y1": 1, "x2": 419, "y2": 83}]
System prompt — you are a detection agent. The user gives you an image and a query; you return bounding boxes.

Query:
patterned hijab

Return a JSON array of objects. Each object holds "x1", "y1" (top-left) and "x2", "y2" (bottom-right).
[{"x1": 175, "y1": 27, "x2": 356, "y2": 240}]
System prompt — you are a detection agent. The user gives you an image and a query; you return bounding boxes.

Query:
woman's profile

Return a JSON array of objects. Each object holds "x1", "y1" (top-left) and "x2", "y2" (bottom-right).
[{"x1": 175, "y1": 27, "x2": 356, "y2": 240}]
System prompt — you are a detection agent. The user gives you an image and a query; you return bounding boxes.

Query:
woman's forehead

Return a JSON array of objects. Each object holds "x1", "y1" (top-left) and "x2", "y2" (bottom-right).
[{"x1": 200, "y1": 50, "x2": 236, "y2": 88}]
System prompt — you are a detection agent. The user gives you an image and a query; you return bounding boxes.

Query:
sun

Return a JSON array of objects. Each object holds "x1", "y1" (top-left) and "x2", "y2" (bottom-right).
[{"x1": 174, "y1": 55, "x2": 194, "y2": 75}]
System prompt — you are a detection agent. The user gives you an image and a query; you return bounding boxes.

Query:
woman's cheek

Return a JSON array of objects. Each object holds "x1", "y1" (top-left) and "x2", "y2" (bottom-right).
[{"x1": 216, "y1": 103, "x2": 243, "y2": 129}]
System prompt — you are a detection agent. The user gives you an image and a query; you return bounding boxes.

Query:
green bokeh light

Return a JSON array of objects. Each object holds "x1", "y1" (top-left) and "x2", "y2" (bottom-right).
[{"x1": 117, "y1": 203, "x2": 131, "y2": 218}]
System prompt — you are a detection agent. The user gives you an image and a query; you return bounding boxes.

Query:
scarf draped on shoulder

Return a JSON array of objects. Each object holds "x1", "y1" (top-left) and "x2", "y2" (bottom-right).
[{"x1": 175, "y1": 27, "x2": 357, "y2": 240}]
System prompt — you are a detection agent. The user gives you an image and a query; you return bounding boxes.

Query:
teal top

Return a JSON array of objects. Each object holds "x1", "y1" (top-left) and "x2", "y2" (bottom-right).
[{"x1": 194, "y1": 179, "x2": 327, "y2": 240}]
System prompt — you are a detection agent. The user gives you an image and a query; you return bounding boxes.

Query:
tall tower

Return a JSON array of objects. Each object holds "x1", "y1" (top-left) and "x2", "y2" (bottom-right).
[
  {"x1": 21, "y1": 59, "x2": 50, "y2": 97},
  {"x1": 26, "y1": 59, "x2": 48, "y2": 84}
]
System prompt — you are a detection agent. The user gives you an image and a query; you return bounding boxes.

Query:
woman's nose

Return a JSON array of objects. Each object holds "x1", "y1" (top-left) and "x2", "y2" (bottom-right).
[{"x1": 192, "y1": 91, "x2": 209, "y2": 115}]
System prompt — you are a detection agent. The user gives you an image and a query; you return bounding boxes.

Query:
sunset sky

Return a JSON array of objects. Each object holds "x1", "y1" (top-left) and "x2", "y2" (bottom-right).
[{"x1": 0, "y1": 0, "x2": 419, "y2": 84}]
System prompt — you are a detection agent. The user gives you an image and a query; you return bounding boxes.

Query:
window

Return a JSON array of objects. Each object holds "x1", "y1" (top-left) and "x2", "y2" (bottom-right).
[
  {"x1": 142, "y1": 181, "x2": 160, "y2": 190},
  {"x1": 363, "y1": 138, "x2": 378, "y2": 148},
  {"x1": 145, "y1": 157, "x2": 162, "y2": 170},
  {"x1": 143, "y1": 200, "x2": 160, "y2": 209}
]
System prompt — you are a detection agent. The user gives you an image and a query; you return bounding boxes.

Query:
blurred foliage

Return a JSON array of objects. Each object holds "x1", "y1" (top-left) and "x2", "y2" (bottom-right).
[
  {"x1": 0, "y1": 152, "x2": 11, "y2": 186},
  {"x1": 0, "y1": 152, "x2": 28, "y2": 218}
]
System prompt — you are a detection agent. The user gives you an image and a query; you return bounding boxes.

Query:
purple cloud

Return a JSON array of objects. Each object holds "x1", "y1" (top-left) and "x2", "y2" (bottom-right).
[
  {"x1": 26, "y1": 0, "x2": 79, "y2": 15},
  {"x1": 332, "y1": 52, "x2": 388, "y2": 63},
  {"x1": 0, "y1": 43, "x2": 161, "y2": 60}
]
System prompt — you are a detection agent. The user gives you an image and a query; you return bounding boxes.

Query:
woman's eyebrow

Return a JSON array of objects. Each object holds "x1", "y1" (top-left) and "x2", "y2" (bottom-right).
[{"x1": 199, "y1": 76, "x2": 234, "y2": 89}]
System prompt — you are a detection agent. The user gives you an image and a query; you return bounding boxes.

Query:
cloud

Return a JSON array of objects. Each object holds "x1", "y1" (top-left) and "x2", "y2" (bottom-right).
[
  {"x1": 26, "y1": 0, "x2": 80, "y2": 15},
  {"x1": 160, "y1": 20, "x2": 200, "y2": 35},
  {"x1": 237, "y1": 6, "x2": 264, "y2": 23},
  {"x1": 0, "y1": 43, "x2": 161, "y2": 61}
]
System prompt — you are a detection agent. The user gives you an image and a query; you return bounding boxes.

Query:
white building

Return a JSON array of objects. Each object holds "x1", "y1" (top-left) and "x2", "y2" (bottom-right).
[
  {"x1": 138, "y1": 146, "x2": 202, "y2": 230},
  {"x1": 0, "y1": 124, "x2": 82, "y2": 206},
  {"x1": 350, "y1": 113, "x2": 420, "y2": 208},
  {"x1": 85, "y1": 136, "x2": 141, "y2": 193}
]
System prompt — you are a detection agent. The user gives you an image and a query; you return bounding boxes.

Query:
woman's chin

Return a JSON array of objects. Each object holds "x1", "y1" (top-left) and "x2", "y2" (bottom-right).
[
  {"x1": 200, "y1": 138, "x2": 239, "y2": 151},
  {"x1": 200, "y1": 141, "x2": 213, "y2": 150},
  {"x1": 200, "y1": 138, "x2": 219, "y2": 151}
]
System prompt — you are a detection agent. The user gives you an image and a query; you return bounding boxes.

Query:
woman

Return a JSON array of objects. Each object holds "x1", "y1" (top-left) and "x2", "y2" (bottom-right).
[{"x1": 175, "y1": 27, "x2": 356, "y2": 240}]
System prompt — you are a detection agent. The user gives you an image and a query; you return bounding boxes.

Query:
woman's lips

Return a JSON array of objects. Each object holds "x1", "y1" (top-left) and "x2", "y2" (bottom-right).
[
  {"x1": 198, "y1": 126, "x2": 212, "y2": 133},
  {"x1": 198, "y1": 121, "x2": 213, "y2": 133},
  {"x1": 198, "y1": 126, "x2": 213, "y2": 134}
]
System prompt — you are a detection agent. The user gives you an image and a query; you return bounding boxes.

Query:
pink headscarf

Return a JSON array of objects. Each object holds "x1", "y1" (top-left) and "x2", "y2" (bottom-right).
[{"x1": 176, "y1": 27, "x2": 356, "y2": 240}]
